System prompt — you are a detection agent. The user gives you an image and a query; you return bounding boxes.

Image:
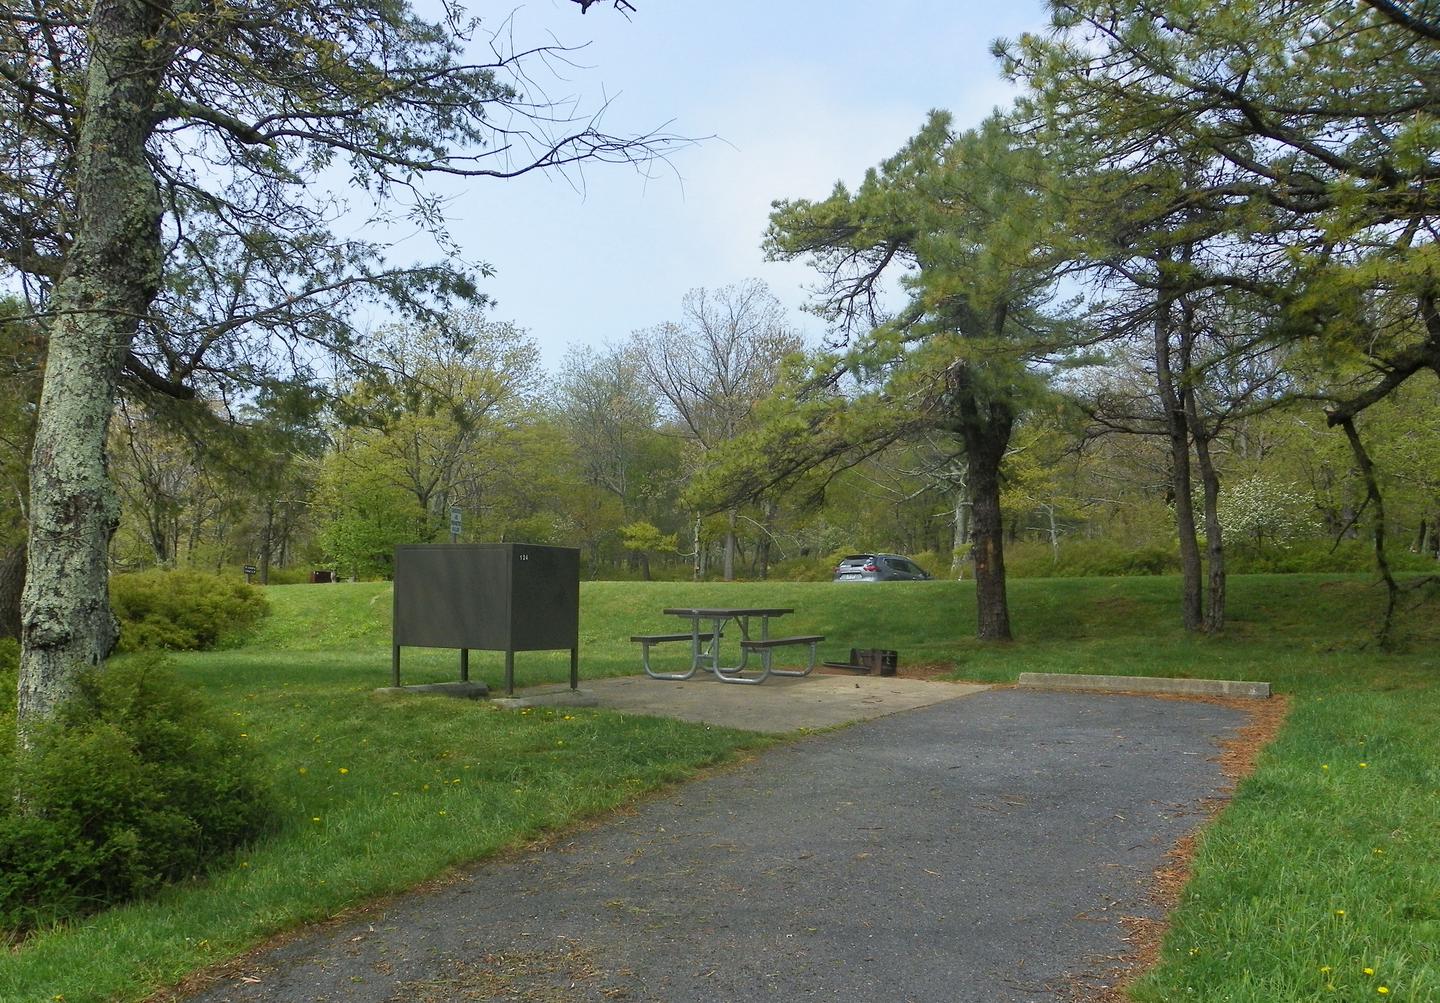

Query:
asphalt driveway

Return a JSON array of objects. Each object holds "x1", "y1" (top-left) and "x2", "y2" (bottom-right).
[{"x1": 187, "y1": 688, "x2": 1246, "y2": 1002}]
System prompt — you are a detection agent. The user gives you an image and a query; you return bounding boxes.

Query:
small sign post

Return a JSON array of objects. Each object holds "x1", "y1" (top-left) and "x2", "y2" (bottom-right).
[
  {"x1": 449, "y1": 506, "x2": 462, "y2": 543},
  {"x1": 243, "y1": 564, "x2": 257, "y2": 583}
]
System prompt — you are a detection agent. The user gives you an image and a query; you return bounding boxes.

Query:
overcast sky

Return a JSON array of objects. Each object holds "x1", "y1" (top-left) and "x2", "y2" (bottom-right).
[{"x1": 407, "y1": 1, "x2": 1052, "y2": 372}]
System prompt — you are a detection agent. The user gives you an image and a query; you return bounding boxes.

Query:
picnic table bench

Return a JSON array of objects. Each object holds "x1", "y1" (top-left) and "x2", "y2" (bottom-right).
[{"x1": 631, "y1": 607, "x2": 824, "y2": 684}]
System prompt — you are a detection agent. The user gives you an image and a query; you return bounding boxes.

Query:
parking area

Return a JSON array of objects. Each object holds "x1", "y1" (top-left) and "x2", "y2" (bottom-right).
[{"x1": 189, "y1": 687, "x2": 1247, "y2": 1002}]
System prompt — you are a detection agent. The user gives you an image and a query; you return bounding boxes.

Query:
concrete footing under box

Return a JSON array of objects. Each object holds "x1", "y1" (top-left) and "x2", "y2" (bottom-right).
[
  {"x1": 372, "y1": 681, "x2": 491, "y2": 700},
  {"x1": 490, "y1": 687, "x2": 599, "y2": 710}
]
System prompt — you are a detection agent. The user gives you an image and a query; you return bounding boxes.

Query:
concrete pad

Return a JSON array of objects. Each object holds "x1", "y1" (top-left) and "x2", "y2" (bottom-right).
[
  {"x1": 574, "y1": 671, "x2": 989, "y2": 733},
  {"x1": 1017, "y1": 671, "x2": 1272, "y2": 699}
]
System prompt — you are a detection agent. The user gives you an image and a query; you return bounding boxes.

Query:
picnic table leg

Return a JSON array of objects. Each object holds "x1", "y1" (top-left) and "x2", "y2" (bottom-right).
[
  {"x1": 715, "y1": 615, "x2": 777, "y2": 684},
  {"x1": 641, "y1": 636, "x2": 701, "y2": 681},
  {"x1": 460, "y1": 647, "x2": 469, "y2": 683},
  {"x1": 768, "y1": 640, "x2": 821, "y2": 677},
  {"x1": 691, "y1": 619, "x2": 707, "y2": 673},
  {"x1": 570, "y1": 646, "x2": 578, "y2": 690},
  {"x1": 715, "y1": 615, "x2": 755, "y2": 675},
  {"x1": 505, "y1": 650, "x2": 515, "y2": 696}
]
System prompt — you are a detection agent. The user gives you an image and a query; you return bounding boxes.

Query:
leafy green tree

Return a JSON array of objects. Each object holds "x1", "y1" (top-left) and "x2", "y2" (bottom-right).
[
  {"x1": 764, "y1": 113, "x2": 1070, "y2": 639},
  {"x1": 631, "y1": 280, "x2": 803, "y2": 581},
  {"x1": 1002, "y1": 410, "x2": 1093, "y2": 568},
  {"x1": 1002, "y1": 0, "x2": 1440, "y2": 636},
  {"x1": 334, "y1": 313, "x2": 541, "y2": 534},
  {"x1": 619, "y1": 521, "x2": 678, "y2": 581},
  {"x1": 3, "y1": 0, "x2": 671, "y2": 737},
  {"x1": 313, "y1": 448, "x2": 426, "y2": 580},
  {"x1": 554, "y1": 344, "x2": 663, "y2": 522}
]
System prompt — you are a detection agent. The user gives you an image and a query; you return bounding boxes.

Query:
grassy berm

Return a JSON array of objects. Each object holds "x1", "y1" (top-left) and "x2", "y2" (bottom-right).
[{"x1": 2, "y1": 573, "x2": 1436, "y2": 1003}]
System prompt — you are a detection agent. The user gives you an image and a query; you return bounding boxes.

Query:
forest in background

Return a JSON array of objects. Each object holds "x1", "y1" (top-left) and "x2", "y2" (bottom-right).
[
  {"x1": 3, "y1": 274, "x2": 1435, "y2": 592},
  {"x1": 2, "y1": 1, "x2": 1438, "y2": 647}
]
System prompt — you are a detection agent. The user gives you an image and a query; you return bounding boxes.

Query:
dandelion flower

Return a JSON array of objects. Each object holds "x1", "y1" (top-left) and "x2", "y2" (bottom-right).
[
  {"x1": 1364, "y1": 968, "x2": 1375, "y2": 976},
  {"x1": 1378, "y1": 988, "x2": 1389, "y2": 995},
  {"x1": 1335, "y1": 909, "x2": 1346, "y2": 917},
  {"x1": 1359, "y1": 762, "x2": 1368, "y2": 768},
  {"x1": 338, "y1": 767, "x2": 349, "y2": 775},
  {"x1": 311, "y1": 816, "x2": 321, "y2": 823}
]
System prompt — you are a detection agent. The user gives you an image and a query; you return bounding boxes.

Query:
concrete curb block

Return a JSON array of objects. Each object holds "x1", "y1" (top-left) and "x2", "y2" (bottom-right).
[{"x1": 1016, "y1": 672, "x2": 1271, "y2": 700}]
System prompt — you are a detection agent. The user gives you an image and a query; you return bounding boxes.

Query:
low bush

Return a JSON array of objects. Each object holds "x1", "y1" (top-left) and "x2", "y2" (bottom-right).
[
  {"x1": 1006, "y1": 539, "x2": 1181, "y2": 578},
  {"x1": 768, "y1": 552, "x2": 844, "y2": 581},
  {"x1": 111, "y1": 569, "x2": 269, "y2": 651},
  {"x1": 0, "y1": 656, "x2": 275, "y2": 934},
  {"x1": 1226, "y1": 537, "x2": 1439, "y2": 574}
]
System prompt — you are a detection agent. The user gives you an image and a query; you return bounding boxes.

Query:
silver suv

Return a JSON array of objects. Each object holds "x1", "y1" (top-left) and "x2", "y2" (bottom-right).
[{"x1": 832, "y1": 553, "x2": 932, "y2": 582}]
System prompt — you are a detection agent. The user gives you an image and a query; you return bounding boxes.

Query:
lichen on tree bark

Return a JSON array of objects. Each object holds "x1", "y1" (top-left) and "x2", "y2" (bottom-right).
[{"x1": 17, "y1": 0, "x2": 171, "y2": 742}]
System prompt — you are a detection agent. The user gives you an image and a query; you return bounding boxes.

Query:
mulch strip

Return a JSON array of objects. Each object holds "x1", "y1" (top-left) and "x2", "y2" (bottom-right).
[{"x1": 1067, "y1": 691, "x2": 1292, "y2": 1002}]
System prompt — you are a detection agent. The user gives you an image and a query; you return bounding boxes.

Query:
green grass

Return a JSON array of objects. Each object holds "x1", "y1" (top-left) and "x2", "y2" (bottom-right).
[{"x1": 2, "y1": 573, "x2": 1437, "y2": 1002}]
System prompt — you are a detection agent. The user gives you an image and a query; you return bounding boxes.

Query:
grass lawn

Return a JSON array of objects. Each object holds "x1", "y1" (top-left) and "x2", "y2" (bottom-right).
[{"x1": 2, "y1": 573, "x2": 1437, "y2": 1002}]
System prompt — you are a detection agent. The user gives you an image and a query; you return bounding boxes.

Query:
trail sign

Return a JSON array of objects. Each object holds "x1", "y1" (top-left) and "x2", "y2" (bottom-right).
[{"x1": 449, "y1": 506, "x2": 462, "y2": 540}]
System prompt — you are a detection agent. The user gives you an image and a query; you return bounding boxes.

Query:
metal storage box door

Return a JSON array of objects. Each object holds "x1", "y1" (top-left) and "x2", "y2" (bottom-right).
[{"x1": 392, "y1": 543, "x2": 580, "y2": 694}]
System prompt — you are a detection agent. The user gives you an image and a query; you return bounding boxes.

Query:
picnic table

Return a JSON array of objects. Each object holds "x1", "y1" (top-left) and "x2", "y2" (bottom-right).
[{"x1": 630, "y1": 606, "x2": 824, "y2": 685}]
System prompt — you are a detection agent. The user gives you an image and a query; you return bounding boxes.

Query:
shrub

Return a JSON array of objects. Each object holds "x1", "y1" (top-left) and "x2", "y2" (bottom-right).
[
  {"x1": 1226, "y1": 537, "x2": 1439, "y2": 574},
  {"x1": 1006, "y1": 539, "x2": 1181, "y2": 578},
  {"x1": 111, "y1": 569, "x2": 269, "y2": 651},
  {"x1": 769, "y1": 552, "x2": 845, "y2": 582},
  {"x1": 0, "y1": 656, "x2": 275, "y2": 933}
]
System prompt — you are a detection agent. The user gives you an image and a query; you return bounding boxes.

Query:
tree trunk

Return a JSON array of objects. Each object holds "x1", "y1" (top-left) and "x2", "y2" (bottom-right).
[
  {"x1": 18, "y1": 0, "x2": 170, "y2": 742},
  {"x1": 260, "y1": 500, "x2": 275, "y2": 585},
  {"x1": 1046, "y1": 505, "x2": 1060, "y2": 565},
  {"x1": 1179, "y1": 296, "x2": 1225, "y2": 633},
  {"x1": 967, "y1": 416, "x2": 1013, "y2": 641},
  {"x1": 1186, "y1": 395, "x2": 1225, "y2": 634},
  {"x1": 1154, "y1": 287, "x2": 1203, "y2": 632},
  {"x1": 0, "y1": 544, "x2": 24, "y2": 640},
  {"x1": 949, "y1": 361, "x2": 1014, "y2": 641},
  {"x1": 722, "y1": 508, "x2": 737, "y2": 581},
  {"x1": 757, "y1": 499, "x2": 775, "y2": 580},
  {"x1": 1335, "y1": 417, "x2": 1401, "y2": 646},
  {"x1": 691, "y1": 513, "x2": 703, "y2": 581},
  {"x1": 951, "y1": 478, "x2": 971, "y2": 579}
]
